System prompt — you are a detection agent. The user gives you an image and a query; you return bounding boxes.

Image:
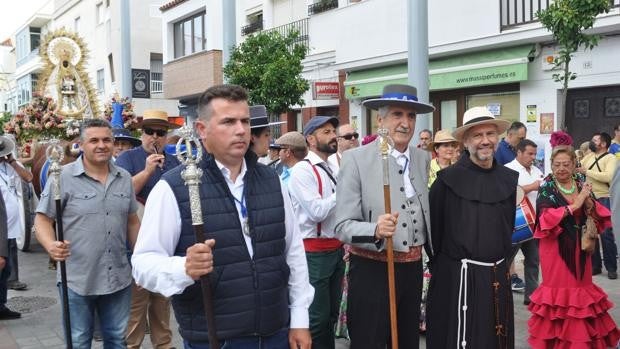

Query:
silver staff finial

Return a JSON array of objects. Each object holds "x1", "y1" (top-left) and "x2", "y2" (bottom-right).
[
  {"x1": 45, "y1": 139, "x2": 64, "y2": 200},
  {"x1": 177, "y1": 125, "x2": 204, "y2": 225}
]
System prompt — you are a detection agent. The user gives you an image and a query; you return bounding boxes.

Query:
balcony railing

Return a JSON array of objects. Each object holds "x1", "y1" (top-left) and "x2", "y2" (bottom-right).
[
  {"x1": 151, "y1": 80, "x2": 163, "y2": 94},
  {"x1": 241, "y1": 21, "x2": 263, "y2": 36},
  {"x1": 501, "y1": 0, "x2": 620, "y2": 31},
  {"x1": 16, "y1": 48, "x2": 40, "y2": 68},
  {"x1": 308, "y1": 0, "x2": 338, "y2": 16},
  {"x1": 265, "y1": 18, "x2": 309, "y2": 49}
]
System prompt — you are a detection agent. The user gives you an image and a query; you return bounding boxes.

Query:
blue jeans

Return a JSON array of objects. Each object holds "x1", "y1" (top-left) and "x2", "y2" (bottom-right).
[
  {"x1": 592, "y1": 197, "x2": 618, "y2": 273},
  {"x1": 183, "y1": 328, "x2": 289, "y2": 349},
  {"x1": 58, "y1": 283, "x2": 131, "y2": 349}
]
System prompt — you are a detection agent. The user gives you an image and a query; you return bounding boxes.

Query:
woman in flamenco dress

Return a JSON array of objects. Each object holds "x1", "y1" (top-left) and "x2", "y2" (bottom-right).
[{"x1": 528, "y1": 145, "x2": 619, "y2": 348}]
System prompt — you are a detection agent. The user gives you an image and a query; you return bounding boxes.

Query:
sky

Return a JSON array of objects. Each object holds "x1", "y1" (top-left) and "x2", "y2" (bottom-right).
[{"x1": 0, "y1": 0, "x2": 49, "y2": 42}]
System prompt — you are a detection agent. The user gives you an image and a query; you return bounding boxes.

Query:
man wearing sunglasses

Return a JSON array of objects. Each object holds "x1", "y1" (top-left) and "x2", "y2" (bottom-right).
[
  {"x1": 328, "y1": 123, "x2": 360, "y2": 172},
  {"x1": 115, "y1": 109, "x2": 181, "y2": 349}
]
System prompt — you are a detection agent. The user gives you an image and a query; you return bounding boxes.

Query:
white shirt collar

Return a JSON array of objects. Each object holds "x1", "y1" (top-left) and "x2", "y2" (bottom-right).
[
  {"x1": 214, "y1": 158, "x2": 247, "y2": 185},
  {"x1": 389, "y1": 146, "x2": 410, "y2": 162},
  {"x1": 306, "y1": 150, "x2": 328, "y2": 166}
]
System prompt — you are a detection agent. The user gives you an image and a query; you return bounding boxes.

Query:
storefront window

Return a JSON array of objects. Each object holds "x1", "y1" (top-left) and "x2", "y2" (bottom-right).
[
  {"x1": 466, "y1": 91, "x2": 520, "y2": 125},
  {"x1": 367, "y1": 108, "x2": 379, "y2": 137},
  {"x1": 440, "y1": 100, "x2": 457, "y2": 131}
]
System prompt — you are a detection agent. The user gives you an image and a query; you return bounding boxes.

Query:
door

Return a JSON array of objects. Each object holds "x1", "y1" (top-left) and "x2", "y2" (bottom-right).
[{"x1": 566, "y1": 85, "x2": 620, "y2": 145}]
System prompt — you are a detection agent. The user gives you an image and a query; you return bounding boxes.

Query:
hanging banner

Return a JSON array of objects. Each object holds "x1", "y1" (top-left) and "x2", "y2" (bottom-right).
[
  {"x1": 132, "y1": 69, "x2": 150, "y2": 99},
  {"x1": 526, "y1": 105, "x2": 537, "y2": 122}
]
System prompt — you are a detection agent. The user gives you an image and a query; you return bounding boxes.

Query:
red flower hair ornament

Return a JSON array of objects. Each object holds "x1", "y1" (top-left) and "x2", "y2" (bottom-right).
[{"x1": 549, "y1": 131, "x2": 573, "y2": 148}]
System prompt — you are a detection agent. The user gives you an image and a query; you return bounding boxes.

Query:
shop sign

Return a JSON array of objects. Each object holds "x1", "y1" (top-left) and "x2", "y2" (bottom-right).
[{"x1": 313, "y1": 82, "x2": 340, "y2": 100}]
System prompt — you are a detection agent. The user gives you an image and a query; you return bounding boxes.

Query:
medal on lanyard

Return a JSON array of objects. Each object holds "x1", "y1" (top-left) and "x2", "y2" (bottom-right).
[
  {"x1": 243, "y1": 218, "x2": 250, "y2": 236},
  {"x1": 234, "y1": 194, "x2": 250, "y2": 236}
]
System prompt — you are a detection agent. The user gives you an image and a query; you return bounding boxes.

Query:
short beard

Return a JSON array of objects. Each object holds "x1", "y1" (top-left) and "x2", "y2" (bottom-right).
[
  {"x1": 317, "y1": 140, "x2": 338, "y2": 154},
  {"x1": 468, "y1": 145, "x2": 494, "y2": 162}
]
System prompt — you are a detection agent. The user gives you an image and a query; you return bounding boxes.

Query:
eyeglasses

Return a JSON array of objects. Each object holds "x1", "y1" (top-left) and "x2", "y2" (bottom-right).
[
  {"x1": 340, "y1": 132, "x2": 359, "y2": 141},
  {"x1": 143, "y1": 128, "x2": 167, "y2": 137}
]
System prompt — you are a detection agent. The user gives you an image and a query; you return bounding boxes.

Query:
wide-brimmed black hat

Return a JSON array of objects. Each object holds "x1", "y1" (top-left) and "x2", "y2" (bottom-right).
[
  {"x1": 362, "y1": 84, "x2": 435, "y2": 114},
  {"x1": 250, "y1": 105, "x2": 286, "y2": 129},
  {"x1": 0, "y1": 135, "x2": 16, "y2": 158}
]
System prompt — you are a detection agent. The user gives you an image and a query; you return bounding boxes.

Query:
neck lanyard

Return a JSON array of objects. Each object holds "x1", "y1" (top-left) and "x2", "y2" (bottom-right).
[{"x1": 232, "y1": 192, "x2": 250, "y2": 236}]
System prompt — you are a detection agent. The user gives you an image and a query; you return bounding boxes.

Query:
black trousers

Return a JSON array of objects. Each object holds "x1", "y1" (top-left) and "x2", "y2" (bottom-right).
[
  {"x1": 347, "y1": 255, "x2": 423, "y2": 349},
  {"x1": 7, "y1": 238, "x2": 18, "y2": 282}
]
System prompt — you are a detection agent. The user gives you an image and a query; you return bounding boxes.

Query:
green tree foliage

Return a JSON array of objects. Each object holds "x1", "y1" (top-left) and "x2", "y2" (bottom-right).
[
  {"x1": 224, "y1": 30, "x2": 309, "y2": 116},
  {"x1": 537, "y1": 0, "x2": 610, "y2": 129},
  {"x1": 0, "y1": 111, "x2": 11, "y2": 134}
]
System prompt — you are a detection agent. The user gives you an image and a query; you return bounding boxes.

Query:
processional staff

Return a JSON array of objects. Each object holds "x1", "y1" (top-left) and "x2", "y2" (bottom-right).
[
  {"x1": 46, "y1": 139, "x2": 72, "y2": 349},
  {"x1": 378, "y1": 127, "x2": 399, "y2": 349},
  {"x1": 176, "y1": 126, "x2": 220, "y2": 349}
]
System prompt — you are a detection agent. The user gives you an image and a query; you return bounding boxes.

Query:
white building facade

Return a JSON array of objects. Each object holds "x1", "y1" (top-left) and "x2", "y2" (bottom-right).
[
  {"x1": 2, "y1": 0, "x2": 178, "y2": 118},
  {"x1": 159, "y1": 0, "x2": 620, "y2": 168}
]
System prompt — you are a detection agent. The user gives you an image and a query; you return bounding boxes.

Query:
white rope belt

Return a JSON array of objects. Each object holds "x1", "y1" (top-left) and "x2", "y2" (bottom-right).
[{"x1": 456, "y1": 257, "x2": 505, "y2": 349}]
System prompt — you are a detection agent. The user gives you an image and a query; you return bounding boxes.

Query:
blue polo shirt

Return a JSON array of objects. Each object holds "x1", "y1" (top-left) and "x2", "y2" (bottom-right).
[
  {"x1": 610, "y1": 141, "x2": 620, "y2": 157},
  {"x1": 495, "y1": 138, "x2": 516, "y2": 165},
  {"x1": 115, "y1": 146, "x2": 181, "y2": 202}
]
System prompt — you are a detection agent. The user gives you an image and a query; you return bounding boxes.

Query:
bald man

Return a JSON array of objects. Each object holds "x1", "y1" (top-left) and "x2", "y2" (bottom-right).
[{"x1": 328, "y1": 123, "x2": 360, "y2": 172}]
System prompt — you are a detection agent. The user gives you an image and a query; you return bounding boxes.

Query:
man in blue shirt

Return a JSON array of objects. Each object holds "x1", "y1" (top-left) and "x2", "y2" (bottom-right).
[
  {"x1": 495, "y1": 121, "x2": 526, "y2": 165},
  {"x1": 494, "y1": 121, "x2": 528, "y2": 292},
  {"x1": 115, "y1": 109, "x2": 180, "y2": 349},
  {"x1": 610, "y1": 123, "x2": 620, "y2": 158},
  {"x1": 275, "y1": 131, "x2": 308, "y2": 186}
]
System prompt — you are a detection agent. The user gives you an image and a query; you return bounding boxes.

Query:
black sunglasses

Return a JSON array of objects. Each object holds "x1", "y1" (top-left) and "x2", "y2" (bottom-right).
[
  {"x1": 143, "y1": 127, "x2": 167, "y2": 137},
  {"x1": 340, "y1": 132, "x2": 359, "y2": 141}
]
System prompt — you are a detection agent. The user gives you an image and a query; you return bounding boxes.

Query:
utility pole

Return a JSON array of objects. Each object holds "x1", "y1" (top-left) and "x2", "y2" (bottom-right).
[
  {"x1": 120, "y1": 0, "x2": 132, "y2": 98},
  {"x1": 408, "y1": 0, "x2": 431, "y2": 145},
  {"x1": 222, "y1": 0, "x2": 236, "y2": 82}
]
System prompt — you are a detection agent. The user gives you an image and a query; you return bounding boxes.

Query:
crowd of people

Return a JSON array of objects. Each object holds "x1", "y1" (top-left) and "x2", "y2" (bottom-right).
[{"x1": 0, "y1": 82, "x2": 619, "y2": 349}]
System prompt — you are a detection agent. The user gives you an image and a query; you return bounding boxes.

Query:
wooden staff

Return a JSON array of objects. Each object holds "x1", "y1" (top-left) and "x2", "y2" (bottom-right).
[
  {"x1": 46, "y1": 139, "x2": 72, "y2": 349},
  {"x1": 378, "y1": 128, "x2": 398, "y2": 349},
  {"x1": 176, "y1": 126, "x2": 220, "y2": 349}
]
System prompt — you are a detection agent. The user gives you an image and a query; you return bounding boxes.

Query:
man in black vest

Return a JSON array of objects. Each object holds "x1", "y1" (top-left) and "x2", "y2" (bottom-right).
[{"x1": 131, "y1": 84, "x2": 313, "y2": 348}]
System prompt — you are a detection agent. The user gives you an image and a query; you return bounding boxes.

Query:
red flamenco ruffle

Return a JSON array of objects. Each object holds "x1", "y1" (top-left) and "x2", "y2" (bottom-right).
[
  {"x1": 528, "y1": 284, "x2": 614, "y2": 319},
  {"x1": 527, "y1": 285, "x2": 620, "y2": 348},
  {"x1": 528, "y1": 333, "x2": 620, "y2": 349}
]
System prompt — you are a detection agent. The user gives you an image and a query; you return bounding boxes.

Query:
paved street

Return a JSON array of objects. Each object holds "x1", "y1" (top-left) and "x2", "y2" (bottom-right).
[{"x1": 1, "y1": 239, "x2": 618, "y2": 349}]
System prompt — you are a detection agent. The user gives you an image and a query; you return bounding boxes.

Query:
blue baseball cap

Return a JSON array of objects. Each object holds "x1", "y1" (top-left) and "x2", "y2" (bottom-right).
[
  {"x1": 268, "y1": 141, "x2": 282, "y2": 150},
  {"x1": 112, "y1": 128, "x2": 141, "y2": 147},
  {"x1": 303, "y1": 116, "x2": 339, "y2": 137}
]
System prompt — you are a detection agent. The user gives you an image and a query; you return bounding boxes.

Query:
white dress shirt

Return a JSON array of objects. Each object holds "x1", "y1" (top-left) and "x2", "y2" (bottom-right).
[
  {"x1": 391, "y1": 148, "x2": 415, "y2": 198},
  {"x1": 505, "y1": 159, "x2": 544, "y2": 210},
  {"x1": 327, "y1": 152, "x2": 341, "y2": 175},
  {"x1": 0, "y1": 162, "x2": 23, "y2": 239},
  {"x1": 132, "y1": 158, "x2": 314, "y2": 328},
  {"x1": 288, "y1": 151, "x2": 338, "y2": 239}
]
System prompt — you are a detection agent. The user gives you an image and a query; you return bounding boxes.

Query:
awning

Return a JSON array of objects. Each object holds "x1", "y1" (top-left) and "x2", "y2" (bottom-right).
[{"x1": 344, "y1": 45, "x2": 534, "y2": 99}]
